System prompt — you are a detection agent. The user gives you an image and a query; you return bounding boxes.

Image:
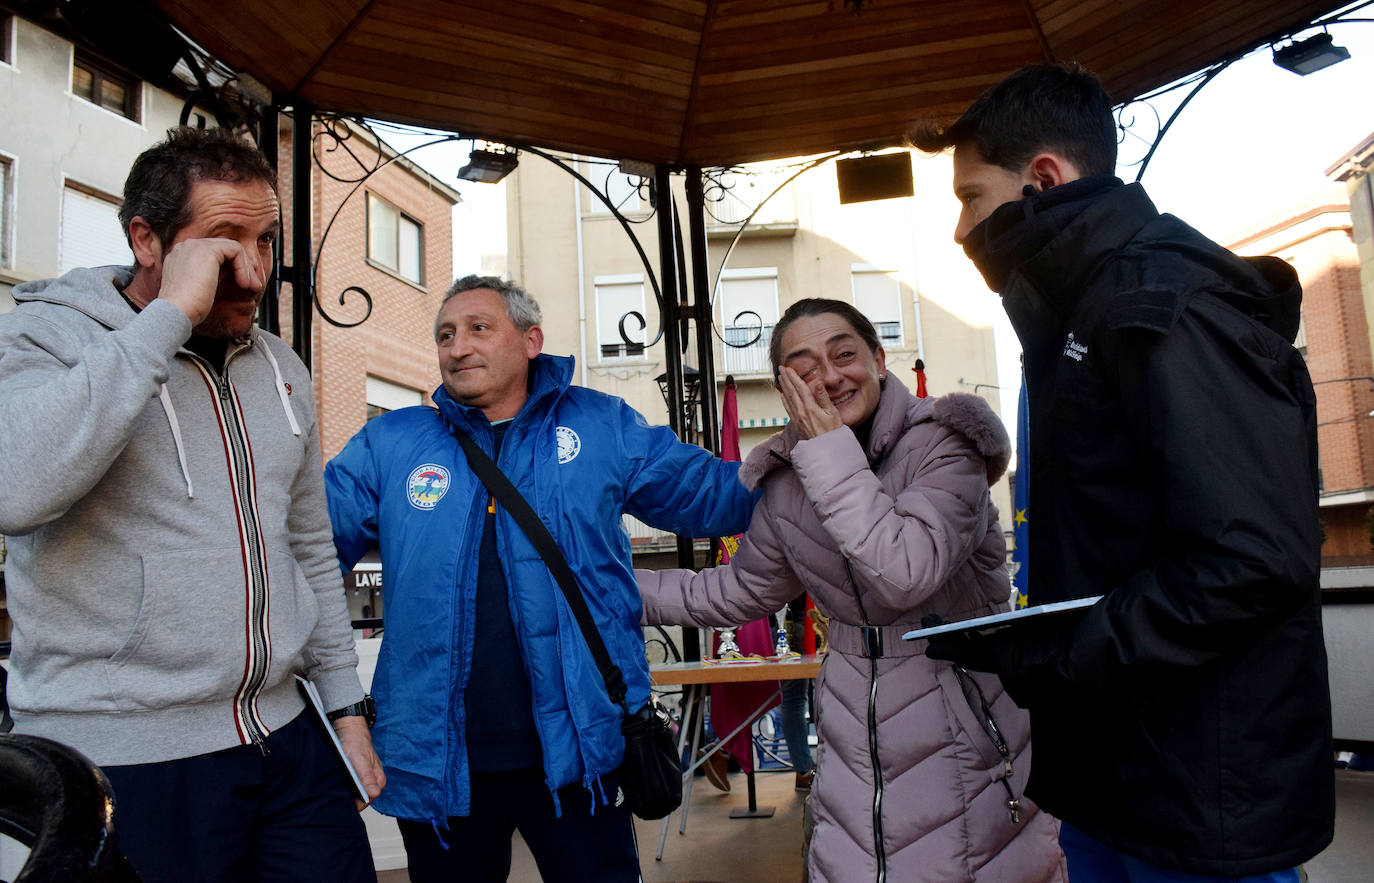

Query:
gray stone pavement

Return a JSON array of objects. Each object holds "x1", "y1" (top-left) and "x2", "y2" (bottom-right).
[
  {"x1": 379, "y1": 768, "x2": 1373, "y2": 882},
  {"x1": 1305, "y1": 769, "x2": 1374, "y2": 882}
]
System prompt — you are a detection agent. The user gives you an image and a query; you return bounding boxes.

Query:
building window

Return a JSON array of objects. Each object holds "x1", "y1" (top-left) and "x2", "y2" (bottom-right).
[
  {"x1": 1, "y1": 16, "x2": 13, "y2": 66},
  {"x1": 851, "y1": 265, "x2": 903, "y2": 347},
  {"x1": 595, "y1": 275, "x2": 647, "y2": 360},
  {"x1": 61, "y1": 182, "x2": 130, "y2": 273},
  {"x1": 0, "y1": 156, "x2": 11, "y2": 268},
  {"x1": 365, "y1": 376, "x2": 423, "y2": 422},
  {"x1": 71, "y1": 50, "x2": 140, "y2": 122},
  {"x1": 720, "y1": 268, "x2": 779, "y2": 375},
  {"x1": 586, "y1": 160, "x2": 641, "y2": 215},
  {"x1": 367, "y1": 192, "x2": 424, "y2": 285}
]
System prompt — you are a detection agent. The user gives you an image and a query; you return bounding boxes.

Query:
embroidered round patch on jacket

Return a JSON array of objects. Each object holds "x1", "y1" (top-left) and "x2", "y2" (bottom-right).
[
  {"x1": 556, "y1": 426, "x2": 581, "y2": 464},
  {"x1": 406, "y1": 464, "x2": 451, "y2": 510}
]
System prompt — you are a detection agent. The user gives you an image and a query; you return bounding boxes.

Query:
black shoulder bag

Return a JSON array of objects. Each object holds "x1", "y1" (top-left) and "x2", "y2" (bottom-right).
[{"x1": 452, "y1": 429, "x2": 682, "y2": 821}]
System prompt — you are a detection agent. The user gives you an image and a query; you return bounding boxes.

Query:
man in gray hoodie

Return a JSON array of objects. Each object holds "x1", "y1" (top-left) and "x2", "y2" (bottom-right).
[{"x1": 0, "y1": 127, "x2": 382, "y2": 881}]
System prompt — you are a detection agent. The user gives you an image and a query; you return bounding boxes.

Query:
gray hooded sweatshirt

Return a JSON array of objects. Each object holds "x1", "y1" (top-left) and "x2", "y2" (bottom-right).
[{"x1": 0, "y1": 265, "x2": 363, "y2": 765}]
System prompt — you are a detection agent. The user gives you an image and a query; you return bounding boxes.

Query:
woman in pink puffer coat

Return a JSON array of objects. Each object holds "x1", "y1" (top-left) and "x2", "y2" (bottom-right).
[{"x1": 638, "y1": 299, "x2": 1065, "y2": 883}]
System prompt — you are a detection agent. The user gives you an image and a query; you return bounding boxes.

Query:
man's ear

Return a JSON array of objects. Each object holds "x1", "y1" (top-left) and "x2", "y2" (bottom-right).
[
  {"x1": 1026, "y1": 153, "x2": 1083, "y2": 191},
  {"x1": 127, "y1": 217, "x2": 163, "y2": 270},
  {"x1": 524, "y1": 324, "x2": 544, "y2": 359}
]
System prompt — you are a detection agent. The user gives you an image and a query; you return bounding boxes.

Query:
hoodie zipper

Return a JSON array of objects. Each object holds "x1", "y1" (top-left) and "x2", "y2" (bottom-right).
[
  {"x1": 844, "y1": 559, "x2": 886, "y2": 883},
  {"x1": 188, "y1": 344, "x2": 273, "y2": 753}
]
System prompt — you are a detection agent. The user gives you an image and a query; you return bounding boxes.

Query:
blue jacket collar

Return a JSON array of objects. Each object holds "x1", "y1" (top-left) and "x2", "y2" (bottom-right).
[{"x1": 432, "y1": 353, "x2": 576, "y2": 433}]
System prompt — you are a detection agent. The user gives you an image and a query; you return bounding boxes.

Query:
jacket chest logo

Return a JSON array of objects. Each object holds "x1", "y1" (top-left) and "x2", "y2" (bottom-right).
[
  {"x1": 1063, "y1": 331, "x2": 1088, "y2": 362},
  {"x1": 407, "y1": 463, "x2": 451, "y2": 510},
  {"x1": 556, "y1": 426, "x2": 581, "y2": 464}
]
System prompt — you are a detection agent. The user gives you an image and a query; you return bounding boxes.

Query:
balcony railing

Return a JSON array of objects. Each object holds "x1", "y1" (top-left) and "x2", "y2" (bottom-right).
[
  {"x1": 722, "y1": 324, "x2": 774, "y2": 375},
  {"x1": 719, "y1": 321, "x2": 897, "y2": 377},
  {"x1": 600, "y1": 341, "x2": 646, "y2": 360},
  {"x1": 708, "y1": 184, "x2": 797, "y2": 227}
]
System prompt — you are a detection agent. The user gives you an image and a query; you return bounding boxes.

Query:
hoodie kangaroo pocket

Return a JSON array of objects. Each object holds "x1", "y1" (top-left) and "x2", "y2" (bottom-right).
[{"x1": 104, "y1": 549, "x2": 254, "y2": 711}]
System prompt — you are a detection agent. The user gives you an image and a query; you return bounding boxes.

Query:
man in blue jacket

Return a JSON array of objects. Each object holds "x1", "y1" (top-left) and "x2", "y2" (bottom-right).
[{"x1": 325, "y1": 275, "x2": 757, "y2": 881}]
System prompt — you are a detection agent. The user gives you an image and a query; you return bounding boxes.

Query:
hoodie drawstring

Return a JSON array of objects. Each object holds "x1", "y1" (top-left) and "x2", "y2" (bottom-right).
[
  {"x1": 158, "y1": 384, "x2": 194, "y2": 499},
  {"x1": 159, "y1": 336, "x2": 302, "y2": 498},
  {"x1": 257, "y1": 335, "x2": 303, "y2": 437}
]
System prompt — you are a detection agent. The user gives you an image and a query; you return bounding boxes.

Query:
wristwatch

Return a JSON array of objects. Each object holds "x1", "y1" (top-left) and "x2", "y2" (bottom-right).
[{"x1": 327, "y1": 694, "x2": 377, "y2": 728}]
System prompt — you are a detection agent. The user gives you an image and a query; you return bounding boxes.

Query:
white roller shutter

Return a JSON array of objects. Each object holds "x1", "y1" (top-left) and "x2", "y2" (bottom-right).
[{"x1": 61, "y1": 186, "x2": 131, "y2": 273}]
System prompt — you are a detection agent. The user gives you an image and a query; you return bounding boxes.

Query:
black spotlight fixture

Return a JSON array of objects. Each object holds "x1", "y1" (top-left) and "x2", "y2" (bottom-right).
[
  {"x1": 1274, "y1": 32, "x2": 1351, "y2": 76},
  {"x1": 457, "y1": 147, "x2": 519, "y2": 184}
]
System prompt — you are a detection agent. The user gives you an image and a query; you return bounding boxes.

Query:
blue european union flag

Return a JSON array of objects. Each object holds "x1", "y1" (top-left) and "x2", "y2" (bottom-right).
[{"x1": 1010, "y1": 379, "x2": 1030, "y2": 608}]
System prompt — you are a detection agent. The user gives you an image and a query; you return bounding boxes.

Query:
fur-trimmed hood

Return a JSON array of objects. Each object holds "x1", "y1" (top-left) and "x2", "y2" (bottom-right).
[{"x1": 739, "y1": 376, "x2": 1011, "y2": 490}]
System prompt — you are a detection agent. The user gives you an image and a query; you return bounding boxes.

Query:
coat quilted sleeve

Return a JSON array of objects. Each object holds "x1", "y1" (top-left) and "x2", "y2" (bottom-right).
[
  {"x1": 787, "y1": 423, "x2": 991, "y2": 612},
  {"x1": 637, "y1": 495, "x2": 804, "y2": 627}
]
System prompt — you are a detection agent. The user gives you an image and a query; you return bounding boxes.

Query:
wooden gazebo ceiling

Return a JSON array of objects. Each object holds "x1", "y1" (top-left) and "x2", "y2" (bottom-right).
[{"x1": 157, "y1": 0, "x2": 1343, "y2": 167}]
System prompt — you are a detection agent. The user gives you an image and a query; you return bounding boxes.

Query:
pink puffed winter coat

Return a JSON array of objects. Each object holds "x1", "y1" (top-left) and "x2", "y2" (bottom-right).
[{"x1": 640, "y1": 378, "x2": 1066, "y2": 883}]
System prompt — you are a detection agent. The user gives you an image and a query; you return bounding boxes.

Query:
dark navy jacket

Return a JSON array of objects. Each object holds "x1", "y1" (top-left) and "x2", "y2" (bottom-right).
[{"x1": 325, "y1": 354, "x2": 756, "y2": 822}]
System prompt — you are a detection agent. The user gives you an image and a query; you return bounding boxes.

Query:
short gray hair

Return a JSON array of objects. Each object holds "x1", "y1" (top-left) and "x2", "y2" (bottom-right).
[{"x1": 437, "y1": 275, "x2": 543, "y2": 334}]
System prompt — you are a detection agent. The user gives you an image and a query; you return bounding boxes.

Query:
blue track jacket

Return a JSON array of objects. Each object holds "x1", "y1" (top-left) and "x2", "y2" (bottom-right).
[{"x1": 325, "y1": 354, "x2": 757, "y2": 822}]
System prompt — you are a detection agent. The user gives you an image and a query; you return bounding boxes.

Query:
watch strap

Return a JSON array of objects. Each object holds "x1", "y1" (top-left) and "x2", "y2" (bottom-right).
[{"x1": 326, "y1": 694, "x2": 376, "y2": 726}]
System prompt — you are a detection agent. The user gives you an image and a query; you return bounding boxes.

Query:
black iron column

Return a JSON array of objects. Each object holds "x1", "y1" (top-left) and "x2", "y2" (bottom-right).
[
  {"x1": 685, "y1": 167, "x2": 720, "y2": 457},
  {"x1": 656, "y1": 164, "x2": 703, "y2": 661},
  {"x1": 656, "y1": 163, "x2": 686, "y2": 442},
  {"x1": 256, "y1": 101, "x2": 281, "y2": 337},
  {"x1": 291, "y1": 100, "x2": 314, "y2": 368}
]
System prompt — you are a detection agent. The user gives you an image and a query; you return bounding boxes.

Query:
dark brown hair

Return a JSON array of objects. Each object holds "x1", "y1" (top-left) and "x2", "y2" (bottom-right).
[
  {"x1": 906, "y1": 62, "x2": 1117, "y2": 176},
  {"x1": 769, "y1": 298, "x2": 882, "y2": 378},
  {"x1": 118, "y1": 126, "x2": 277, "y2": 248}
]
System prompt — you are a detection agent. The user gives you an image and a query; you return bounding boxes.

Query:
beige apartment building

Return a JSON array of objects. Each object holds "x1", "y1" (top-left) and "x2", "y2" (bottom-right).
[{"x1": 504, "y1": 150, "x2": 1012, "y2": 533}]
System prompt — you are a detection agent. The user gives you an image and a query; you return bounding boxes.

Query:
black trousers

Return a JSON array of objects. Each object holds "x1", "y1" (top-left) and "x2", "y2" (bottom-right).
[
  {"x1": 102, "y1": 711, "x2": 374, "y2": 883},
  {"x1": 398, "y1": 767, "x2": 640, "y2": 882}
]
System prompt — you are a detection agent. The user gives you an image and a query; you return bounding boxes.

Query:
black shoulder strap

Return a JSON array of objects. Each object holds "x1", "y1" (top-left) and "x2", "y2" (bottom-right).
[{"x1": 452, "y1": 428, "x2": 629, "y2": 712}]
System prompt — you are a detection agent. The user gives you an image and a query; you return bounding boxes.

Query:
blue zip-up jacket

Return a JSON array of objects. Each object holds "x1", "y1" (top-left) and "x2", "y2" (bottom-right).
[{"x1": 324, "y1": 354, "x2": 757, "y2": 822}]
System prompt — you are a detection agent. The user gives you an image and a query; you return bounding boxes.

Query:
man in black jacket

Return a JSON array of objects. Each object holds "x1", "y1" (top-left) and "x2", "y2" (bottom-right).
[{"x1": 912, "y1": 63, "x2": 1333, "y2": 882}]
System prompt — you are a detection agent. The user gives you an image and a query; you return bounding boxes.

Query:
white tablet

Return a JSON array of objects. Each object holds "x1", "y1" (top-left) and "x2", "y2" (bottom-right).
[{"x1": 902, "y1": 595, "x2": 1103, "y2": 641}]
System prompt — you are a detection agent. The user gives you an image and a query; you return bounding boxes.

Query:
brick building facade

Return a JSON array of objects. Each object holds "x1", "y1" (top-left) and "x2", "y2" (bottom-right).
[
  {"x1": 275, "y1": 120, "x2": 459, "y2": 463},
  {"x1": 1231, "y1": 187, "x2": 1374, "y2": 564}
]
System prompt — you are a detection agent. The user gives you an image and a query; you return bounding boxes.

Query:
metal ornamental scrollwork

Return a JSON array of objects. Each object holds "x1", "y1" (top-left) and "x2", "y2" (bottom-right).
[
  {"x1": 701, "y1": 153, "x2": 839, "y2": 353},
  {"x1": 617, "y1": 310, "x2": 648, "y2": 355},
  {"x1": 723, "y1": 309, "x2": 764, "y2": 348},
  {"x1": 1114, "y1": 60, "x2": 1234, "y2": 183},
  {"x1": 521, "y1": 146, "x2": 667, "y2": 352},
  {"x1": 1116, "y1": 10, "x2": 1372, "y2": 183},
  {"x1": 306, "y1": 114, "x2": 463, "y2": 328}
]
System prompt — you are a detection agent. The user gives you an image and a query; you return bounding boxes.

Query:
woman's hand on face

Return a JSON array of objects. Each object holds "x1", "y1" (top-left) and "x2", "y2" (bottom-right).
[{"x1": 779, "y1": 366, "x2": 843, "y2": 439}]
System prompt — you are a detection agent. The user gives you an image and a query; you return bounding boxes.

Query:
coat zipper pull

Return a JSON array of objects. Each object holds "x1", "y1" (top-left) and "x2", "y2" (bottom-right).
[
  {"x1": 256, "y1": 738, "x2": 271, "y2": 757},
  {"x1": 1007, "y1": 797, "x2": 1022, "y2": 824}
]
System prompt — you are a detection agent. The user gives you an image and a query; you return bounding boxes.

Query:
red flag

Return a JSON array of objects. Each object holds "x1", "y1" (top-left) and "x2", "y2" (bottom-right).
[
  {"x1": 708, "y1": 376, "x2": 780, "y2": 772},
  {"x1": 912, "y1": 358, "x2": 928, "y2": 399}
]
